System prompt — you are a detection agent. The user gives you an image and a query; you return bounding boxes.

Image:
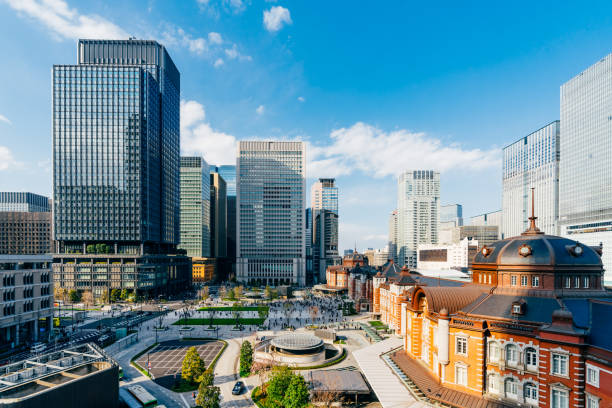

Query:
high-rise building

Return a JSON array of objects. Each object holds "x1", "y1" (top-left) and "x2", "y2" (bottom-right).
[
  {"x1": 503, "y1": 121, "x2": 560, "y2": 238},
  {"x1": 470, "y1": 210, "x2": 503, "y2": 239},
  {"x1": 0, "y1": 255, "x2": 53, "y2": 348},
  {"x1": 52, "y1": 39, "x2": 190, "y2": 298},
  {"x1": 559, "y1": 53, "x2": 612, "y2": 281},
  {"x1": 388, "y1": 209, "x2": 399, "y2": 263},
  {"x1": 440, "y1": 204, "x2": 463, "y2": 226},
  {"x1": 439, "y1": 204, "x2": 463, "y2": 244},
  {"x1": 311, "y1": 178, "x2": 339, "y2": 283},
  {"x1": 311, "y1": 178, "x2": 338, "y2": 214},
  {"x1": 305, "y1": 208, "x2": 314, "y2": 285},
  {"x1": 397, "y1": 170, "x2": 440, "y2": 268},
  {"x1": 236, "y1": 141, "x2": 306, "y2": 286},
  {"x1": 0, "y1": 192, "x2": 50, "y2": 212},
  {"x1": 179, "y1": 157, "x2": 210, "y2": 258},
  {"x1": 216, "y1": 165, "x2": 237, "y2": 276},
  {"x1": 210, "y1": 172, "x2": 227, "y2": 259}
]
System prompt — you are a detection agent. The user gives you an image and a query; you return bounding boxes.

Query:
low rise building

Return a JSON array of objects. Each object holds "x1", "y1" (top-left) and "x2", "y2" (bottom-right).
[
  {"x1": 417, "y1": 238, "x2": 478, "y2": 272},
  {"x1": 0, "y1": 212, "x2": 53, "y2": 255},
  {"x1": 0, "y1": 255, "x2": 53, "y2": 351}
]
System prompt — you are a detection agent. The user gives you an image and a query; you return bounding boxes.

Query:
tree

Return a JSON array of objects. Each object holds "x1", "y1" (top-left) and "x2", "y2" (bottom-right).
[
  {"x1": 257, "y1": 305, "x2": 268, "y2": 325},
  {"x1": 82, "y1": 291, "x2": 94, "y2": 307},
  {"x1": 199, "y1": 368, "x2": 214, "y2": 387},
  {"x1": 283, "y1": 374, "x2": 310, "y2": 408},
  {"x1": 110, "y1": 289, "x2": 121, "y2": 303},
  {"x1": 208, "y1": 308, "x2": 217, "y2": 329},
  {"x1": 69, "y1": 289, "x2": 81, "y2": 303},
  {"x1": 182, "y1": 347, "x2": 206, "y2": 383},
  {"x1": 54, "y1": 287, "x2": 67, "y2": 303},
  {"x1": 234, "y1": 285, "x2": 243, "y2": 300},
  {"x1": 227, "y1": 287, "x2": 236, "y2": 301},
  {"x1": 266, "y1": 366, "x2": 293, "y2": 407},
  {"x1": 201, "y1": 286, "x2": 209, "y2": 302},
  {"x1": 195, "y1": 383, "x2": 220, "y2": 408},
  {"x1": 218, "y1": 286, "x2": 227, "y2": 299},
  {"x1": 232, "y1": 302, "x2": 242, "y2": 329},
  {"x1": 239, "y1": 341, "x2": 253, "y2": 377},
  {"x1": 120, "y1": 288, "x2": 129, "y2": 300},
  {"x1": 99, "y1": 290, "x2": 109, "y2": 305},
  {"x1": 86, "y1": 244, "x2": 95, "y2": 254},
  {"x1": 264, "y1": 285, "x2": 272, "y2": 300}
]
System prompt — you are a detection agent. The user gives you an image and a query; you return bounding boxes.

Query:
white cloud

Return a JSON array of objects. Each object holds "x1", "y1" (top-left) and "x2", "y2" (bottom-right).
[
  {"x1": 4, "y1": 0, "x2": 128, "y2": 40},
  {"x1": 208, "y1": 32, "x2": 222, "y2": 44},
  {"x1": 224, "y1": 44, "x2": 252, "y2": 61},
  {"x1": 214, "y1": 58, "x2": 224, "y2": 68},
  {"x1": 181, "y1": 99, "x2": 237, "y2": 165},
  {"x1": 297, "y1": 96, "x2": 305, "y2": 103},
  {"x1": 0, "y1": 114, "x2": 11, "y2": 125},
  {"x1": 307, "y1": 122, "x2": 500, "y2": 179},
  {"x1": 263, "y1": 6, "x2": 292, "y2": 32},
  {"x1": 256, "y1": 105, "x2": 265, "y2": 115},
  {"x1": 0, "y1": 146, "x2": 18, "y2": 171},
  {"x1": 161, "y1": 27, "x2": 208, "y2": 55}
]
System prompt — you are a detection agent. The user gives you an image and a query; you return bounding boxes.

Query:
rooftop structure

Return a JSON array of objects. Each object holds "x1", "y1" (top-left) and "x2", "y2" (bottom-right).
[{"x1": 0, "y1": 343, "x2": 118, "y2": 408}]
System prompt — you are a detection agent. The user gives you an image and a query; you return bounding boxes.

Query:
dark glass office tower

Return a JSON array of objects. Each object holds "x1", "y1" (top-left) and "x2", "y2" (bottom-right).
[
  {"x1": 52, "y1": 39, "x2": 190, "y2": 298},
  {"x1": 216, "y1": 165, "x2": 236, "y2": 278}
]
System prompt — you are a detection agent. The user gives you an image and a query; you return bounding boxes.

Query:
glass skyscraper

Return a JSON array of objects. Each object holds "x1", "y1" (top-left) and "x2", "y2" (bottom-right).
[
  {"x1": 179, "y1": 157, "x2": 210, "y2": 258},
  {"x1": 236, "y1": 141, "x2": 306, "y2": 286},
  {"x1": 216, "y1": 165, "x2": 236, "y2": 276},
  {"x1": 311, "y1": 179, "x2": 340, "y2": 283},
  {"x1": 397, "y1": 170, "x2": 440, "y2": 268},
  {"x1": 560, "y1": 54, "x2": 612, "y2": 282},
  {"x1": 502, "y1": 121, "x2": 560, "y2": 238},
  {"x1": 52, "y1": 39, "x2": 189, "y2": 297}
]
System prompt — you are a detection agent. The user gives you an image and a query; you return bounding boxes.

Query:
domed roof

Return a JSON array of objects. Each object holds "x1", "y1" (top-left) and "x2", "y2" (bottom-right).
[
  {"x1": 473, "y1": 234, "x2": 602, "y2": 268},
  {"x1": 474, "y1": 188, "x2": 602, "y2": 270}
]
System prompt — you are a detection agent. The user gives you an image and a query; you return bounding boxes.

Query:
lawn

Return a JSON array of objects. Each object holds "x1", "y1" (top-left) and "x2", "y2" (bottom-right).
[
  {"x1": 369, "y1": 320, "x2": 388, "y2": 329},
  {"x1": 173, "y1": 318, "x2": 266, "y2": 326},
  {"x1": 197, "y1": 306, "x2": 269, "y2": 313}
]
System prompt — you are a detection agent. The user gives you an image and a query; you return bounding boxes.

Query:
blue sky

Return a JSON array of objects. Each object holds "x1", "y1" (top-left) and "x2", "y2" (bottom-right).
[{"x1": 2, "y1": 1, "x2": 612, "y2": 251}]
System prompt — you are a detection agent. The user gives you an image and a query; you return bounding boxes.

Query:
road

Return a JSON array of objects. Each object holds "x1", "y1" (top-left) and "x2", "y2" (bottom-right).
[{"x1": 214, "y1": 336, "x2": 259, "y2": 407}]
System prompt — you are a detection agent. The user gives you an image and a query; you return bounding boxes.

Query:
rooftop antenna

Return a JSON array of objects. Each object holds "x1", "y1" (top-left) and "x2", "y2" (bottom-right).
[{"x1": 524, "y1": 187, "x2": 543, "y2": 235}]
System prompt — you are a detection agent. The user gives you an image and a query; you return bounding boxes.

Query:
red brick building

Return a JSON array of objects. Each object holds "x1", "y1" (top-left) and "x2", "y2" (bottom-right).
[{"x1": 376, "y1": 214, "x2": 612, "y2": 408}]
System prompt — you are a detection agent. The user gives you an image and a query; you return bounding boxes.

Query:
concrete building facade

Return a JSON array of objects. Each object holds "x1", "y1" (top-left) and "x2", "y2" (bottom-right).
[
  {"x1": 236, "y1": 141, "x2": 306, "y2": 286},
  {"x1": 0, "y1": 212, "x2": 53, "y2": 255},
  {"x1": 397, "y1": 170, "x2": 440, "y2": 268},
  {"x1": 0, "y1": 255, "x2": 53, "y2": 351}
]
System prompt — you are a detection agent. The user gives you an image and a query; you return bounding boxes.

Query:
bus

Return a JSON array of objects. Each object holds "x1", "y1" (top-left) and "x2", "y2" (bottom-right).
[{"x1": 127, "y1": 385, "x2": 158, "y2": 407}]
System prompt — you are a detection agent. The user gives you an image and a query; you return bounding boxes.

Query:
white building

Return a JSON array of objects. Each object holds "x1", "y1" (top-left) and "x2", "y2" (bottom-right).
[
  {"x1": 397, "y1": 170, "x2": 440, "y2": 268},
  {"x1": 236, "y1": 141, "x2": 306, "y2": 286},
  {"x1": 559, "y1": 54, "x2": 612, "y2": 283},
  {"x1": 417, "y1": 238, "x2": 478, "y2": 272},
  {"x1": 388, "y1": 209, "x2": 399, "y2": 263},
  {"x1": 502, "y1": 121, "x2": 560, "y2": 238}
]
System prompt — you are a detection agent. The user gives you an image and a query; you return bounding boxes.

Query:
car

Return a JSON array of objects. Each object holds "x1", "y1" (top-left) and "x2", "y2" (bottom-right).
[{"x1": 232, "y1": 381, "x2": 244, "y2": 395}]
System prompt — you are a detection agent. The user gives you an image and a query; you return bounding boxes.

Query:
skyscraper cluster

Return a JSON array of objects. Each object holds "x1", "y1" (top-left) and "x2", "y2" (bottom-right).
[{"x1": 501, "y1": 53, "x2": 612, "y2": 281}]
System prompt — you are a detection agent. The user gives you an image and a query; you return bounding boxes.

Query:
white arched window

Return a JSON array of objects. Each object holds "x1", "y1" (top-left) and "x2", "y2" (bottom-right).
[
  {"x1": 524, "y1": 382, "x2": 538, "y2": 405},
  {"x1": 489, "y1": 341, "x2": 501, "y2": 363},
  {"x1": 504, "y1": 378, "x2": 518, "y2": 399},
  {"x1": 506, "y1": 344, "x2": 518, "y2": 366}
]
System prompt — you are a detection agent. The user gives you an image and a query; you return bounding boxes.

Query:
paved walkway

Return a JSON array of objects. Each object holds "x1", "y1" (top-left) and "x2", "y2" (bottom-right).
[{"x1": 353, "y1": 338, "x2": 429, "y2": 408}]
